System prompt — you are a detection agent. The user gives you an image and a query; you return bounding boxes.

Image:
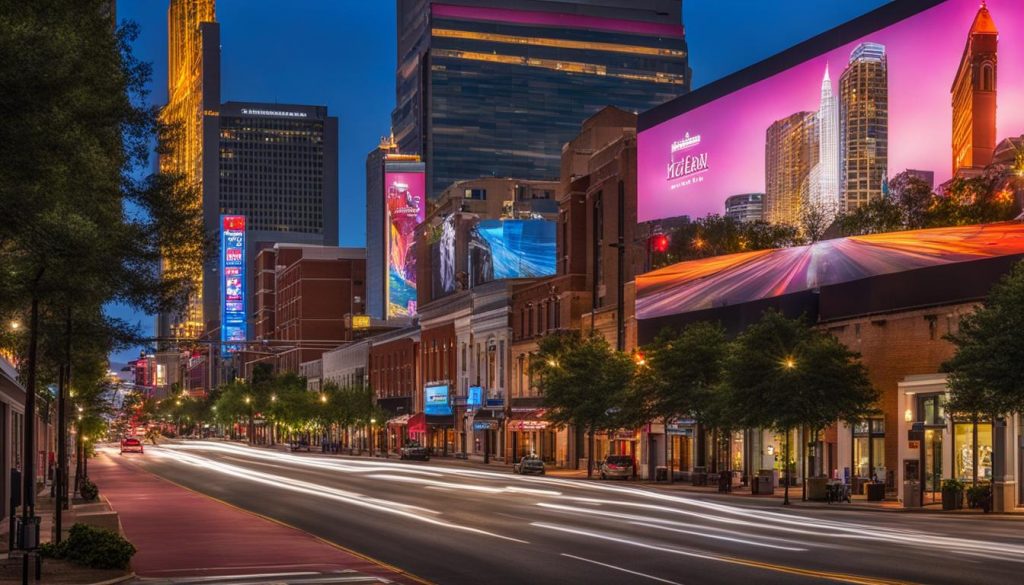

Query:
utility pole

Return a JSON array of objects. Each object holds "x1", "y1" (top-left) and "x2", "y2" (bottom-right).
[{"x1": 616, "y1": 180, "x2": 625, "y2": 352}]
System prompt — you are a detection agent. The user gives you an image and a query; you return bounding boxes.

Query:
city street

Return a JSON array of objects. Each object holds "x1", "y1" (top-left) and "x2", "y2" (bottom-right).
[{"x1": 103, "y1": 441, "x2": 1024, "y2": 585}]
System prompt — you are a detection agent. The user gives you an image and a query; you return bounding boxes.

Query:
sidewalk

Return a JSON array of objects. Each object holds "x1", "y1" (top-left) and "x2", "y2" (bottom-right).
[{"x1": 89, "y1": 452, "x2": 427, "y2": 583}]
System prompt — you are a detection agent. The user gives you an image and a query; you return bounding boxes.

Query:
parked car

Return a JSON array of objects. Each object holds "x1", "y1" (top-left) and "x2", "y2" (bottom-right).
[
  {"x1": 514, "y1": 455, "x2": 545, "y2": 475},
  {"x1": 120, "y1": 437, "x2": 144, "y2": 455},
  {"x1": 400, "y1": 442, "x2": 430, "y2": 461},
  {"x1": 600, "y1": 455, "x2": 634, "y2": 480}
]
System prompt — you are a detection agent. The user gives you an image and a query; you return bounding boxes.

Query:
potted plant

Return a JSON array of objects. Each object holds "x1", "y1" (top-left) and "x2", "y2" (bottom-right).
[
  {"x1": 966, "y1": 483, "x2": 992, "y2": 513},
  {"x1": 941, "y1": 478, "x2": 965, "y2": 510}
]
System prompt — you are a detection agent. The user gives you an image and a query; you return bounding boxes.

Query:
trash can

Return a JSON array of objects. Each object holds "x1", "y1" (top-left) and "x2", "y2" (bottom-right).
[
  {"x1": 692, "y1": 466, "x2": 707, "y2": 486},
  {"x1": 866, "y1": 482, "x2": 886, "y2": 501},
  {"x1": 752, "y1": 472, "x2": 773, "y2": 495},
  {"x1": 903, "y1": 481, "x2": 921, "y2": 508},
  {"x1": 655, "y1": 466, "x2": 668, "y2": 482}
]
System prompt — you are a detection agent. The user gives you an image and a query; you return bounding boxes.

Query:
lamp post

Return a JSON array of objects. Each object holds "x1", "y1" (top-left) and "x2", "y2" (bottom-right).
[{"x1": 781, "y1": 356, "x2": 796, "y2": 505}]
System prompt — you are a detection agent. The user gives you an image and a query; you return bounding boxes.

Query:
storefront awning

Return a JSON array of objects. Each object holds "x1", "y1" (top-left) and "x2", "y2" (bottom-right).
[
  {"x1": 387, "y1": 414, "x2": 412, "y2": 426},
  {"x1": 507, "y1": 409, "x2": 549, "y2": 431},
  {"x1": 408, "y1": 412, "x2": 426, "y2": 434}
]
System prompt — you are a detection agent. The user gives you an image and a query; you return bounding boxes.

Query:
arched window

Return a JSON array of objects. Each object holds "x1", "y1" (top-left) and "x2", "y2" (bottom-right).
[{"x1": 980, "y1": 63, "x2": 994, "y2": 91}]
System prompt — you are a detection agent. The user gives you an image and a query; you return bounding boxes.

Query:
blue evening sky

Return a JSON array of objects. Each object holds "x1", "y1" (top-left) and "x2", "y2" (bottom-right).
[{"x1": 109, "y1": 0, "x2": 889, "y2": 364}]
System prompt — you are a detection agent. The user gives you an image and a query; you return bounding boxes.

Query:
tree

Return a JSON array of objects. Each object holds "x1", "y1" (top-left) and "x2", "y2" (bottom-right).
[
  {"x1": 654, "y1": 215, "x2": 802, "y2": 269},
  {"x1": 943, "y1": 261, "x2": 1024, "y2": 490},
  {"x1": 635, "y1": 322, "x2": 728, "y2": 482},
  {"x1": 532, "y1": 331, "x2": 634, "y2": 478},
  {"x1": 722, "y1": 310, "x2": 878, "y2": 504}
]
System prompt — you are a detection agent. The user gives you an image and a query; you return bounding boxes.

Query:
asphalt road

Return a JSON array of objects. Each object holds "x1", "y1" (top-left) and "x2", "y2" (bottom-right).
[{"x1": 113, "y1": 441, "x2": 1024, "y2": 585}]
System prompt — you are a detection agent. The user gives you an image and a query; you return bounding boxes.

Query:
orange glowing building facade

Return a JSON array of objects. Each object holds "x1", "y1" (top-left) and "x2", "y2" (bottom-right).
[
  {"x1": 951, "y1": 2, "x2": 998, "y2": 176},
  {"x1": 158, "y1": 0, "x2": 220, "y2": 340}
]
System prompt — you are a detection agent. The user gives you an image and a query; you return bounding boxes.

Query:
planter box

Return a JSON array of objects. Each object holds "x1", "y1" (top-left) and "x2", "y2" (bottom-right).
[
  {"x1": 941, "y1": 489, "x2": 964, "y2": 510},
  {"x1": 806, "y1": 477, "x2": 829, "y2": 501}
]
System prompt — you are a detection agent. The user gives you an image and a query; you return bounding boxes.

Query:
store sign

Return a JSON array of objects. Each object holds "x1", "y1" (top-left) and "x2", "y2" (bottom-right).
[
  {"x1": 473, "y1": 420, "x2": 498, "y2": 431},
  {"x1": 220, "y1": 215, "x2": 247, "y2": 353},
  {"x1": 485, "y1": 398, "x2": 504, "y2": 409},
  {"x1": 508, "y1": 420, "x2": 548, "y2": 431},
  {"x1": 908, "y1": 440, "x2": 921, "y2": 450},
  {"x1": 467, "y1": 386, "x2": 482, "y2": 408},
  {"x1": 352, "y1": 314, "x2": 371, "y2": 330},
  {"x1": 424, "y1": 384, "x2": 451, "y2": 416}
]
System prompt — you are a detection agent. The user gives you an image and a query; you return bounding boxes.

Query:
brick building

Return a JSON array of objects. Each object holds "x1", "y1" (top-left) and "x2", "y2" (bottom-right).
[{"x1": 246, "y1": 244, "x2": 366, "y2": 376}]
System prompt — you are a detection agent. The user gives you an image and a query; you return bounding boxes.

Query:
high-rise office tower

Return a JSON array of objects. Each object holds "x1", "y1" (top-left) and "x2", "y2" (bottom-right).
[
  {"x1": 202, "y1": 102, "x2": 340, "y2": 329},
  {"x1": 159, "y1": 0, "x2": 219, "y2": 340},
  {"x1": 392, "y1": 0, "x2": 691, "y2": 198},
  {"x1": 765, "y1": 112, "x2": 818, "y2": 226},
  {"x1": 839, "y1": 42, "x2": 888, "y2": 212},
  {"x1": 724, "y1": 193, "x2": 764, "y2": 223},
  {"x1": 952, "y1": 2, "x2": 997, "y2": 177},
  {"x1": 813, "y1": 64, "x2": 840, "y2": 216}
]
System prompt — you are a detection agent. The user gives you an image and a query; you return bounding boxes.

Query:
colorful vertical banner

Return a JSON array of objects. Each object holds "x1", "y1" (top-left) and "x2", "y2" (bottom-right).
[
  {"x1": 385, "y1": 170, "x2": 425, "y2": 318},
  {"x1": 220, "y1": 215, "x2": 247, "y2": 353}
]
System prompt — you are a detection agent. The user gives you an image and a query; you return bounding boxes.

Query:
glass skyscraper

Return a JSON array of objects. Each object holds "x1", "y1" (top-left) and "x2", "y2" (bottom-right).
[
  {"x1": 839, "y1": 42, "x2": 888, "y2": 212},
  {"x1": 392, "y1": 0, "x2": 691, "y2": 198}
]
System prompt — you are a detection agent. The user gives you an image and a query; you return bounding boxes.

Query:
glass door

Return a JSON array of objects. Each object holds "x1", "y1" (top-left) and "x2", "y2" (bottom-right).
[{"x1": 924, "y1": 428, "x2": 943, "y2": 504}]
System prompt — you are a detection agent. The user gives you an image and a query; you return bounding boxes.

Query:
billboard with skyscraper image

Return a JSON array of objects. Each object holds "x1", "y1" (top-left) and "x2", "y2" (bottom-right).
[
  {"x1": 385, "y1": 169, "x2": 425, "y2": 318},
  {"x1": 638, "y1": 0, "x2": 1023, "y2": 226},
  {"x1": 636, "y1": 0, "x2": 1024, "y2": 323}
]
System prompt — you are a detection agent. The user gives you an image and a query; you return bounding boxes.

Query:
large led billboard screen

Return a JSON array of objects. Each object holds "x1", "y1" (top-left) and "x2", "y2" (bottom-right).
[
  {"x1": 424, "y1": 384, "x2": 452, "y2": 416},
  {"x1": 220, "y1": 215, "x2": 247, "y2": 353},
  {"x1": 637, "y1": 0, "x2": 1024, "y2": 225},
  {"x1": 468, "y1": 219, "x2": 556, "y2": 287},
  {"x1": 386, "y1": 170, "x2": 425, "y2": 318}
]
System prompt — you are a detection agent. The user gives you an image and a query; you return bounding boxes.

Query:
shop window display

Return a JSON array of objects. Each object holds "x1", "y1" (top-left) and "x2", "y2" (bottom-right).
[{"x1": 954, "y1": 421, "x2": 992, "y2": 483}]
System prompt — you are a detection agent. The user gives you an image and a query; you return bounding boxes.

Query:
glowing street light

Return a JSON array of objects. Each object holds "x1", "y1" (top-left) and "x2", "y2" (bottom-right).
[
  {"x1": 783, "y1": 357, "x2": 796, "y2": 370},
  {"x1": 8, "y1": 320, "x2": 20, "y2": 331},
  {"x1": 244, "y1": 396, "x2": 251, "y2": 405},
  {"x1": 271, "y1": 394, "x2": 277, "y2": 402},
  {"x1": 320, "y1": 394, "x2": 327, "y2": 404}
]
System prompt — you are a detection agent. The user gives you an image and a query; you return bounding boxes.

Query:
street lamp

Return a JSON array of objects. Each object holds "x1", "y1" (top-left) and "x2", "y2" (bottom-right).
[
  {"x1": 320, "y1": 393, "x2": 327, "y2": 404},
  {"x1": 271, "y1": 394, "x2": 277, "y2": 402},
  {"x1": 8, "y1": 320, "x2": 20, "y2": 331},
  {"x1": 783, "y1": 357, "x2": 796, "y2": 370}
]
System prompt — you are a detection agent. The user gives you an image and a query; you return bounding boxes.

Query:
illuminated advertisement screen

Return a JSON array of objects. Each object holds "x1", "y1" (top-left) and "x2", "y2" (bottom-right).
[
  {"x1": 468, "y1": 386, "x2": 482, "y2": 408},
  {"x1": 386, "y1": 170, "x2": 425, "y2": 318},
  {"x1": 636, "y1": 0, "x2": 1024, "y2": 323},
  {"x1": 425, "y1": 384, "x2": 451, "y2": 416},
  {"x1": 637, "y1": 0, "x2": 1024, "y2": 224},
  {"x1": 637, "y1": 222, "x2": 1024, "y2": 320},
  {"x1": 220, "y1": 215, "x2": 247, "y2": 352},
  {"x1": 469, "y1": 219, "x2": 556, "y2": 287}
]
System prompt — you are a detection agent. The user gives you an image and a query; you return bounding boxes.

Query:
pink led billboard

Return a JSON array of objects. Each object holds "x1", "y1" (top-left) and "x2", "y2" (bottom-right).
[
  {"x1": 386, "y1": 170, "x2": 425, "y2": 318},
  {"x1": 637, "y1": 0, "x2": 1024, "y2": 224}
]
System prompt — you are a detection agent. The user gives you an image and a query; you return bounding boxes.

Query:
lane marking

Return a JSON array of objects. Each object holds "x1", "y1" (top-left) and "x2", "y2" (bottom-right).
[
  {"x1": 97, "y1": 452, "x2": 436, "y2": 585},
  {"x1": 561, "y1": 553, "x2": 684, "y2": 585},
  {"x1": 634, "y1": 521, "x2": 807, "y2": 551},
  {"x1": 533, "y1": 522, "x2": 919, "y2": 585}
]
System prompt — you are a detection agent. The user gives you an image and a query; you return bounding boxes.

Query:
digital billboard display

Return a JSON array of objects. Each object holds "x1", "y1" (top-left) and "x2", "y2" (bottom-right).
[
  {"x1": 637, "y1": 0, "x2": 1024, "y2": 225},
  {"x1": 220, "y1": 215, "x2": 247, "y2": 353},
  {"x1": 386, "y1": 170, "x2": 425, "y2": 318},
  {"x1": 425, "y1": 384, "x2": 452, "y2": 416},
  {"x1": 468, "y1": 219, "x2": 556, "y2": 287},
  {"x1": 637, "y1": 222, "x2": 1024, "y2": 320}
]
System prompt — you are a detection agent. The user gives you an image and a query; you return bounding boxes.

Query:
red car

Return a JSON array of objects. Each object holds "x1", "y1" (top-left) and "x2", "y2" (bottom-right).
[{"x1": 120, "y1": 437, "x2": 144, "y2": 454}]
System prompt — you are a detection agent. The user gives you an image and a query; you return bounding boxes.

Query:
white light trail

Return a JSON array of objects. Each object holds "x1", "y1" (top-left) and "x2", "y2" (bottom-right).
[{"x1": 561, "y1": 553, "x2": 685, "y2": 585}]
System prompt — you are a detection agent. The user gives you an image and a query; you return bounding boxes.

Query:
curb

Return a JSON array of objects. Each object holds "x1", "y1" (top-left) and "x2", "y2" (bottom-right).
[{"x1": 87, "y1": 572, "x2": 136, "y2": 585}]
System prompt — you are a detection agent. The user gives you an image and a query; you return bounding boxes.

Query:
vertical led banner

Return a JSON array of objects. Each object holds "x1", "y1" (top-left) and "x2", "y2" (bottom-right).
[
  {"x1": 385, "y1": 167, "x2": 425, "y2": 318},
  {"x1": 220, "y1": 215, "x2": 247, "y2": 353}
]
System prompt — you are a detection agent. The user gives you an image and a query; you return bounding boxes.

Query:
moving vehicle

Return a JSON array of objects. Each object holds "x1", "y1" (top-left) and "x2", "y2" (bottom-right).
[
  {"x1": 400, "y1": 441, "x2": 430, "y2": 461},
  {"x1": 513, "y1": 455, "x2": 545, "y2": 475},
  {"x1": 600, "y1": 454, "x2": 634, "y2": 480},
  {"x1": 120, "y1": 437, "x2": 144, "y2": 455}
]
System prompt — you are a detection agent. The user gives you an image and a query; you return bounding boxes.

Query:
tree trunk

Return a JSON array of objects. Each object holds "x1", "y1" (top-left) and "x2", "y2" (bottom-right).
[
  {"x1": 783, "y1": 429, "x2": 791, "y2": 505},
  {"x1": 587, "y1": 427, "x2": 595, "y2": 479},
  {"x1": 665, "y1": 417, "x2": 672, "y2": 484},
  {"x1": 23, "y1": 292, "x2": 40, "y2": 519}
]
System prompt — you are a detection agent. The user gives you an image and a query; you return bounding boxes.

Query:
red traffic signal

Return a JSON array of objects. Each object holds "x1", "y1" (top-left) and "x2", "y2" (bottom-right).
[{"x1": 650, "y1": 233, "x2": 670, "y2": 254}]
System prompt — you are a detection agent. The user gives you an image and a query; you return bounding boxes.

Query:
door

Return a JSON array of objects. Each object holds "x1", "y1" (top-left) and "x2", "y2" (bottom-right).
[{"x1": 923, "y1": 428, "x2": 943, "y2": 504}]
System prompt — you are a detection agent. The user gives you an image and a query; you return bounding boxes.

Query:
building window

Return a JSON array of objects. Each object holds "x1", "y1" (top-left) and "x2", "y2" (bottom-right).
[
  {"x1": 980, "y1": 63, "x2": 994, "y2": 92},
  {"x1": 464, "y1": 188, "x2": 486, "y2": 200}
]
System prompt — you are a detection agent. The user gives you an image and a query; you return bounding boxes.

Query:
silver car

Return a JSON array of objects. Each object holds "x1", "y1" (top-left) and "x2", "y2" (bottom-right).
[
  {"x1": 600, "y1": 455, "x2": 635, "y2": 480},
  {"x1": 514, "y1": 455, "x2": 545, "y2": 475}
]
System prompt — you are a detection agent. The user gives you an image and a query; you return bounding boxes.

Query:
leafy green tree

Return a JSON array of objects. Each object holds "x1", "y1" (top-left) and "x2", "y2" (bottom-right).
[
  {"x1": 943, "y1": 260, "x2": 1024, "y2": 486},
  {"x1": 722, "y1": 310, "x2": 877, "y2": 504},
  {"x1": 532, "y1": 331, "x2": 634, "y2": 477},
  {"x1": 635, "y1": 322, "x2": 728, "y2": 482}
]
